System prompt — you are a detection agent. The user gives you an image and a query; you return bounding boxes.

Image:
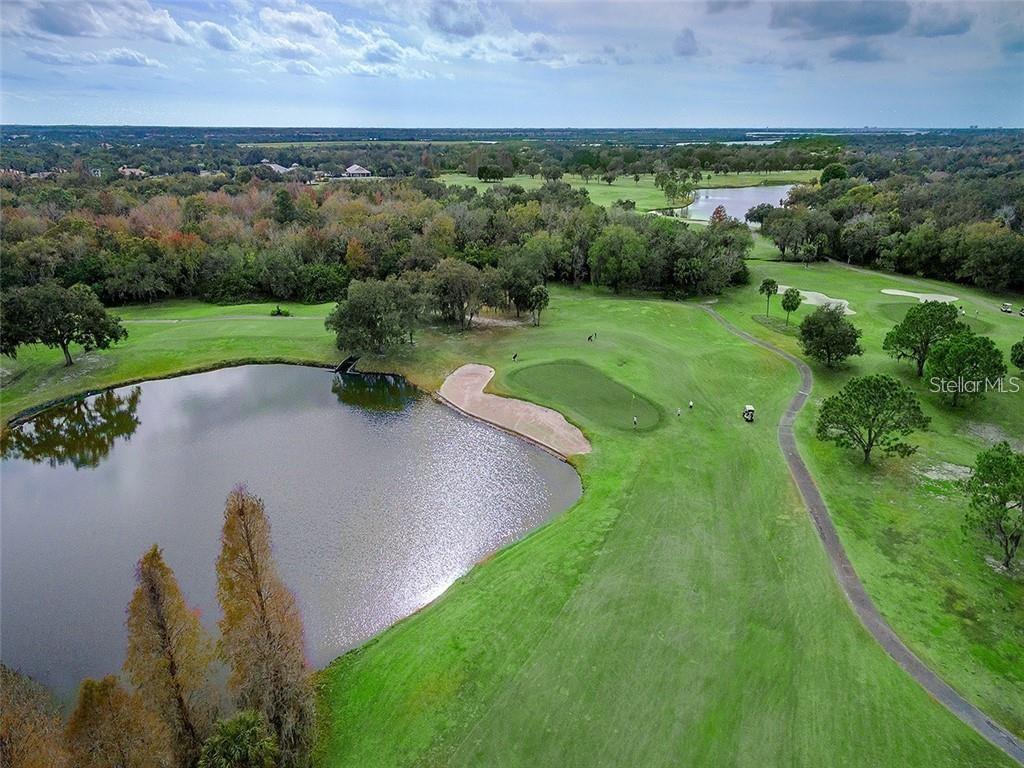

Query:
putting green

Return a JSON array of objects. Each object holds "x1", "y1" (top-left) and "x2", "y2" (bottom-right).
[
  {"x1": 876, "y1": 301, "x2": 996, "y2": 334},
  {"x1": 507, "y1": 360, "x2": 661, "y2": 431}
]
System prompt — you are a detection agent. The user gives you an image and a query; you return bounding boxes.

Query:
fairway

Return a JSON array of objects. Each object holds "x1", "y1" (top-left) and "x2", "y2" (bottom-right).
[
  {"x1": 438, "y1": 170, "x2": 820, "y2": 212},
  {"x1": 508, "y1": 360, "x2": 661, "y2": 431}
]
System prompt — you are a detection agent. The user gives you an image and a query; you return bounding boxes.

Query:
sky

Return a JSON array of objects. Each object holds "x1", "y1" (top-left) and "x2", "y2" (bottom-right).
[{"x1": 1, "y1": 0, "x2": 1022, "y2": 128}]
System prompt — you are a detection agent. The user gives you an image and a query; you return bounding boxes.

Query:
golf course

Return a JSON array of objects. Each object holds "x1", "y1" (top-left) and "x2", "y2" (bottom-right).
[
  {"x1": 2, "y1": 256, "x2": 1021, "y2": 767},
  {"x1": 438, "y1": 170, "x2": 819, "y2": 211}
]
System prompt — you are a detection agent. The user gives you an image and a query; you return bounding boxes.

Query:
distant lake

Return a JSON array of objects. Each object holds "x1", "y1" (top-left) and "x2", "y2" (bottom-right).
[
  {"x1": 686, "y1": 184, "x2": 794, "y2": 222},
  {"x1": 1, "y1": 365, "x2": 581, "y2": 697}
]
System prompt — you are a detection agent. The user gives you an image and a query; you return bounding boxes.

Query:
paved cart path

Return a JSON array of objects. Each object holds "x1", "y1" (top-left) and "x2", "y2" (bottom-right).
[{"x1": 700, "y1": 304, "x2": 1024, "y2": 765}]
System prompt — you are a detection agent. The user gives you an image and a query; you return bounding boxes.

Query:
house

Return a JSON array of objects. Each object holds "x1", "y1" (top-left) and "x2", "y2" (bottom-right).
[
  {"x1": 90, "y1": 167, "x2": 102, "y2": 178},
  {"x1": 343, "y1": 164, "x2": 371, "y2": 177},
  {"x1": 259, "y1": 159, "x2": 299, "y2": 175},
  {"x1": 118, "y1": 165, "x2": 146, "y2": 178}
]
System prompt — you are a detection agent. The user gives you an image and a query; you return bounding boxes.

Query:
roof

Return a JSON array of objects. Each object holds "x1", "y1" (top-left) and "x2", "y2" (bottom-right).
[{"x1": 345, "y1": 164, "x2": 370, "y2": 174}]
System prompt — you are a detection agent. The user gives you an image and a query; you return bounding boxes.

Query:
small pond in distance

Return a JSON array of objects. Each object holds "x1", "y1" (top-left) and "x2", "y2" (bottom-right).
[
  {"x1": 1, "y1": 364, "x2": 581, "y2": 697},
  {"x1": 685, "y1": 184, "x2": 794, "y2": 222}
]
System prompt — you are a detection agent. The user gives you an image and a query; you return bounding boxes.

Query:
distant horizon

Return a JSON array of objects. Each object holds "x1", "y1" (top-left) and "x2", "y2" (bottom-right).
[{"x1": 4, "y1": 124, "x2": 1020, "y2": 131}]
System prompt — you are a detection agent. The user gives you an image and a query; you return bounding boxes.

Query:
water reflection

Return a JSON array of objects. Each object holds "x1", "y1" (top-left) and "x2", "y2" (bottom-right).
[
  {"x1": 331, "y1": 371, "x2": 420, "y2": 412},
  {"x1": 1, "y1": 387, "x2": 142, "y2": 469},
  {"x1": 1, "y1": 365, "x2": 581, "y2": 698}
]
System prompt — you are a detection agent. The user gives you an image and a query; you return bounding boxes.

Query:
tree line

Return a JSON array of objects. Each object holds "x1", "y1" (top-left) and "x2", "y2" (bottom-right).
[{"x1": 1, "y1": 488, "x2": 316, "y2": 768}]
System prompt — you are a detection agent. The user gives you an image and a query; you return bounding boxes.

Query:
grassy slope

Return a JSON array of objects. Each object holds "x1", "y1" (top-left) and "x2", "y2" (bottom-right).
[
  {"x1": 437, "y1": 171, "x2": 819, "y2": 212},
  {"x1": 714, "y1": 260, "x2": 1024, "y2": 738},
  {"x1": 0, "y1": 283, "x2": 1017, "y2": 765}
]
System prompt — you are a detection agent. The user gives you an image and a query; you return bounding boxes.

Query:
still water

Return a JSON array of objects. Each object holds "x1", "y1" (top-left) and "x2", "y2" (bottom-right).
[
  {"x1": 685, "y1": 184, "x2": 794, "y2": 221},
  {"x1": 1, "y1": 364, "x2": 581, "y2": 696}
]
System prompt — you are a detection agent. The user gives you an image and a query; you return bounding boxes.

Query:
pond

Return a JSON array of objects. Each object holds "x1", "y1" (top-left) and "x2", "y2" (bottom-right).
[
  {"x1": 685, "y1": 184, "x2": 793, "y2": 222},
  {"x1": 0, "y1": 364, "x2": 581, "y2": 697}
]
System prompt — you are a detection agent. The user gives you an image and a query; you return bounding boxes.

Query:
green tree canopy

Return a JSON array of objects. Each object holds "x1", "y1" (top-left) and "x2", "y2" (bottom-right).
[
  {"x1": 882, "y1": 300, "x2": 968, "y2": 377},
  {"x1": 198, "y1": 711, "x2": 279, "y2": 768},
  {"x1": 0, "y1": 282, "x2": 127, "y2": 367},
  {"x1": 798, "y1": 304, "x2": 863, "y2": 368},
  {"x1": 588, "y1": 224, "x2": 644, "y2": 292},
  {"x1": 816, "y1": 374, "x2": 929, "y2": 464},
  {"x1": 780, "y1": 286, "x2": 803, "y2": 325},
  {"x1": 758, "y1": 278, "x2": 778, "y2": 317},
  {"x1": 925, "y1": 330, "x2": 1007, "y2": 406},
  {"x1": 961, "y1": 441, "x2": 1024, "y2": 569},
  {"x1": 819, "y1": 162, "x2": 849, "y2": 184},
  {"x1": 1011, "y1": 338, "x2": 1024, "y2": 372}
]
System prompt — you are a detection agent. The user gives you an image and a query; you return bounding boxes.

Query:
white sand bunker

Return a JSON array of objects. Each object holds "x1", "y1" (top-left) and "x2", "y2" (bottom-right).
[
  {"x1": 438, "y1": 364, "x2": 591, "y2": 458},
  {"x1": 881, "y1": 288, "x2": 959, "y2": 303},
  {"x1": 777, "y1": 284, "x2": 855, "y2": 315}
]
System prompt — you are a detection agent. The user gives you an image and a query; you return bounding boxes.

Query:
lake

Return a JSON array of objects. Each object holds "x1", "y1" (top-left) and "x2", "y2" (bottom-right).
[
  {"x1": 0, "y1": 364, "x2": 581, "y2": 697},
  {"x1": 685, "y1": 184, "x2": 793, "y2": 221}
]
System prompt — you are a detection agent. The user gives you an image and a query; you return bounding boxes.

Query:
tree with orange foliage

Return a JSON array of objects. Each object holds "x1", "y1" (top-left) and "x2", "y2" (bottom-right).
[
  {"x1": 216, "y1": 488, "x2": 315, "y2": 768},
  {"x1": 65, "y1": 676, "x2": 171, "y2": 768},
  {"x1": 0, "y1": 664, "x2": 70, "y2": 768},
  {"x1": 125, "y1": 545, "x2": 218, "y2": 768}
]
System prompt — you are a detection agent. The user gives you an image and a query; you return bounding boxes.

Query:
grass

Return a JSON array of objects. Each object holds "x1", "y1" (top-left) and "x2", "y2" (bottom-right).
[
  {"x1": 507, "y1": 360, "x2": 662, "y2": 431},
  {"x1": 713, "y1": 261, "x2": 1024, "y2": 738},
  {"x1": 438, "y1": 170, "x2": 820, "y2": 212},
  {"x1": 1, "y1": 277, "x2": 1019, "y2": 766}
]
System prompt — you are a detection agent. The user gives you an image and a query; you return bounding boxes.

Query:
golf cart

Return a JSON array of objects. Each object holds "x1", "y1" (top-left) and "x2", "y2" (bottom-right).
[
  {"x1": 743, "y1": 405, "x2": 755, "y2": 423},
  {"x1": 1001, "y1": 302, "x2": 1013, "y2": 313}
]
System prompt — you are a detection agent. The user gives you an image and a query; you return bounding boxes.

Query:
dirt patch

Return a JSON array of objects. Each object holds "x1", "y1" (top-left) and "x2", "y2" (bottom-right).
[
  {"x1": 918, "y1": 462, "x2": 972, "y2": 482},
  {"x1": 777, "y1": 284, "x2": 855, "y2": 315},
  {"x1": 438, "y1": 364, "x2": 591, "y2": 458},
  {"x1": 967, "y1": 422, "x2": 1024, "y2": 452},
  {"x1": 881, "y1": 288, "x2": 959, "y2": 303},
  {"x1": 472, "y1": 315, "x2": 530, "y2": 329}
]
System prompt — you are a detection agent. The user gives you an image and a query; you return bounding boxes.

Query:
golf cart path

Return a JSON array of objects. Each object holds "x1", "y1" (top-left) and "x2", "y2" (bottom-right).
[
  {"x1": 438, "y1": 363, "x2": 591, "y2": 459},
  {"x1": 700, "y1": 304, "x2": 1024, "y2": 765}
]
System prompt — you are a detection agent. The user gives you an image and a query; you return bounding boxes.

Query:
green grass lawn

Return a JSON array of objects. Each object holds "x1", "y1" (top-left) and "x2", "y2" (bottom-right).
[
  {"x1": 713, "y1": 261, "x2": 1024, "y2": 739},
  {"x1": 1, "y1": 277, "x2": 1019, "y2": 766},
  {"x1": 438, "y1": 170, "x2": 819, "y2": 212}
]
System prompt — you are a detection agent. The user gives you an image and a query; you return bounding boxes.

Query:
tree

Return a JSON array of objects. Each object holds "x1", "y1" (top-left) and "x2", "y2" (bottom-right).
[
  {"x1": 125, "y1": 545, "x2": 218, "y2": 768},
  {"x1": 430, "y1": 258, "x2": 482, "y2": 329},
  {"x1": 781, "y1": 286, "x2": 802, "y2": 325},
  {"x1": 799, "y1": 305, "x2": 863, "y2": 368},
  {"x1": 66, "y1": 677, "x2": 171, "y2": 768},
  {"x1": 762, "y1": 208, "x2": 806, "y2": 260},
  {"x1": 633, "y1": 173, "x2": 640, "y2": 185},
  {"x1": 541, "y1": 164, "x2": 563, "y2": 182},
  {"x1": 216, "y1": 488, "x2": 315, "y2": 768},
  {"x1": 758, "y1": 278, "x2": 778, "y2": 317},
  {"x1": 883, "y1": 301, "x2": 968, "y2": 377},
  {"x1": 198, "y1": 711, "x2": 278, "y2": 768},
  {"x1": 578, "y1": 165, "x2": 593, "y2": 184},
  {"x1": 745, "y1": 203, "x2": 774, "y2": 224},
  {"x1": 1011, "y1": 338, "x2": 1024, "y2": 372},
  {"x1": 528, "y1": 284, "x2": 549, "y2": 326},
  {"x1": 1, "y1": 282, "x2": 127, "y2": 367},
  {"x1": 709, "y1": 205, "x2": 728, "y2": 225},
  {"x1": 476, "y1": 165, "x2": 505, "y2": 182},
  {"x1": 327, "y1": 280, "x2": 407, "y2": 354},
  {"x1": 601, "y1": 170, "x2": 618, "y2": 185},
  {"x1": 961, "y1": 441, "x2": 1024, "y2": 569},
  {"x1": 1, "y1": 664, "x2": 70, "y2": 768},
  {"x1": 816, "y1": 374, "x2": 929, "y2": 463},
  {"x1": 271, "y1": 190, "x2": 295, "y2": 225},
  {"x1": 820, "y1": 162, "x2": 849, "y2": 184},
  {"x1": 588, "y1": 224, "x2": 644, "y2": 292},
  {"x1": 925, "y1": 331, "x2": 1007, "y2": 406}
]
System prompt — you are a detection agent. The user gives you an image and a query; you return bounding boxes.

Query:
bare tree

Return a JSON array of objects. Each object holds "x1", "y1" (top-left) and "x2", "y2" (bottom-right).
[
  {"x1": 125, "y1": 545, "x2": 218, "y2": 768},
  {"x1": 216, "y1": 488, "x2": 315, "y2": 768}
]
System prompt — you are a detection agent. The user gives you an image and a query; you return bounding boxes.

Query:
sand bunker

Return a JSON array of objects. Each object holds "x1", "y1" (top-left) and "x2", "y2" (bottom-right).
[
  {"x1": 777, "y1": 285, "x2": 855, "y2": 315},
  {"x1": 881, "y1": 288, "x2": 959, "y2": 303},
  {"x1": 438, "y1": 364, "x2": 591, "y2": 458}
]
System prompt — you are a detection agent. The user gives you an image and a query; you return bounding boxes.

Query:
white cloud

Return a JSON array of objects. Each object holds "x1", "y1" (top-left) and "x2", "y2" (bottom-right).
[
  {"x1": 3, "y1": 0, "x2": 189, "y2": 44},
  {"x1": 25, "y1": 46, "x2": 164, "y2": 67},
  {"x1": 186, "y1": 20, "x2": 242, "y2": 51},
  {"x1": 259, "y1": 4, "x2": 340, "y2": 39}
]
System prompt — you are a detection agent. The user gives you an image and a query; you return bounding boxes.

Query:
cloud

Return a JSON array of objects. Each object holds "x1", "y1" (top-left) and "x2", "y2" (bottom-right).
[
  {"x1": 259, "y1": 4, "x2": 339, "y2": 39},
  {"x1": 265, "y1": 37, "x2": 320, "y2": 61},
  {"x1": 426, "y1": 0, "x2": 488, "y2": 38},
  {"x1": 284, "y1": 60, "x2": 322, "y2": 77},
  {"x1": 745, "y1": 52, "x2": 814, "y2": 70},
  {"x1": 186, "y1": 20, "x2": 242, "y2": 51},
  {"x1": 1002, "y1": 29, "x2": 1024, "y2": 54},
  {"x1": 672, "y1": 28, "x2": 699, "y2": 57},
  {"x1": 706, "y1": 0, "x2": 752, "y2": 13},
  {"x1": 25, "y1": 45, "x2": 163, "y2": 67},
  {"x1": 830, "y1": 40, "x2": 889, "y2": 62},
  {"x1": 770, "y1": 1, "x2": 910, "y2": 39},
  {"x1": 4, "y1": 0, "x2": 189, "y2": 44},
  {"x1": 909, "y1": 6, "x2": 973, "y2": 37}
]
